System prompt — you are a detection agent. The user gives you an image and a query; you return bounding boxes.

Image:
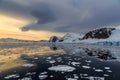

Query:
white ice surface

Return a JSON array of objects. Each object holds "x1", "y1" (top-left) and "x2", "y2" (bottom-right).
[{"x1": 48, "y1": 65, "x2": 76, "y2": 72}]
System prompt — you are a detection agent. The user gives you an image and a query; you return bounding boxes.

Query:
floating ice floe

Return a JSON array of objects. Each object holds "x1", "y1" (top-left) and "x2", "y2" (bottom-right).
[
  {"x1": 107, "y1": 70, "x2": 112, "y2": 73},
  {"x1": 85, "y1": 60, "x2": 92, "y2": 63},
  {"x1": 22, "y1": 64, "x2": 35, "y2": 67},
  {"x1": 94, "y1": 69, "x2": 103, "y2": 72},
  {"x1": 80, "y1": 73, "x2": 88, "y2": 77},
  {"x1": 39, "y1": 72, "x2": 48, "y2": 80},
  {"x1": 84, "y1": 76, "x2": 105, "y2": 80},
  {"x1": 56, "y1": 57, "x2": 62, "y2": 62},
  {"x1": 4, "y1": 74, "x2": 20, "y2": 79},
  {"x1": 104, "y1": 74, "x2": 109, "y2": 77},
  {"x1": 25, "y1": 72, "x2": 36, "y2": 76},
  {"x1": 48, "y1": 65, "x2": 76, "y2": 72},
  {"x1": 18, "y1": 77, "x2": 32, "y2": 80},
  {"x1": 104, "y1": 67, "x2": 110, "y2": 70},
  {"x1": 50, "y1": 75, "x2": 54, "y2": 78},
  {"x1": 73, "y1": 74, "x2": 79, "y2": 79},
  {"x1": 47, "y1": 57, "x2": 52, "y2": 60},
  {"x1": 82, "y1": 65, "x2": 91, "y2": 69},
  {"x1": 49, "y1": 60, "x2": 56, "y2": 64},
  {"x1": 71, "y1": 62, "x2": 81, "y2": 66},
  {"x1": 67, "y1": 78, "x2": 78, "y2": 80},
  {"x1": 34, "y1": 57, "x2": 38, "y2": 60},
  {"x1": 65, "y1": 74, "x2": 78, "y2": 80}
]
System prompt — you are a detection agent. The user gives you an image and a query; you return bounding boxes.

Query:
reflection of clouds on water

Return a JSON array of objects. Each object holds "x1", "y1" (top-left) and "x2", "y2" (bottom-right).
[{"x1": 0, "y1": 43, "x2": 120, "y2": 80}]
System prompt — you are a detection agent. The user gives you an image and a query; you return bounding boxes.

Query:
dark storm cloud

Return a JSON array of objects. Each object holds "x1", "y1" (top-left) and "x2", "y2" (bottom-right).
[
  {"x1": 1, "y1": 0, "x2": 120, "y2": 33},
  {"x1": 31, "y1": 3, "x2": 56, "y2": 24}
]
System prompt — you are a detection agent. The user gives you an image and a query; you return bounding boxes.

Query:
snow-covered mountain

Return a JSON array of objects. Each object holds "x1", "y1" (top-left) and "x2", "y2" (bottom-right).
[
  {"x1": 49, "y1": 26, "x2": 120, "y2": 45},
  {"x1": 59, "y1": 33, "x2": 83, "y2": 42},
  {"x1": 79, "y1": 26, "x2": 120, "y2": 45},
  {"x1": 81, "y1": 28, "x2": 115, "y2": 40},
  {"x1": 49, "y1": 33, "x2": 83, "y2": 43}
]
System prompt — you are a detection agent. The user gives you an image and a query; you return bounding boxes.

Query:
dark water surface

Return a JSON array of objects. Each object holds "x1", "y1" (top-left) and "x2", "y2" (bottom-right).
[{"x1": 0, "y1": 43, "x2": 120, "y2": 80}]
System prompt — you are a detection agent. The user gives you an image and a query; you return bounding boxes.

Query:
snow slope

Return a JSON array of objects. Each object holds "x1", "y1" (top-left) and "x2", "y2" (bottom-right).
[
  {"x1": 80, "y1": 26, "x2": 120, "y2": 44},
  {"x1": 49, "y1": 26, "x2": 120, "y2": 44},
  {"x1": 58, "y1": 33, "x2": 83, "y2": 42}
]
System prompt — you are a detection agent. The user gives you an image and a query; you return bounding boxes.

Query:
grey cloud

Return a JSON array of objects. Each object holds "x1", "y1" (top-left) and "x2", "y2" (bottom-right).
[{"x1": 1, "y1": 0, "x2": 120, "y2": 33}]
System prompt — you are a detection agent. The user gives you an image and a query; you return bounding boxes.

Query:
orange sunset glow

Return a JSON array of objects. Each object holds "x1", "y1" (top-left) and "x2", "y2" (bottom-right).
[{"x1": 0, "y1": 13, "x2": 64, "y2": 40}]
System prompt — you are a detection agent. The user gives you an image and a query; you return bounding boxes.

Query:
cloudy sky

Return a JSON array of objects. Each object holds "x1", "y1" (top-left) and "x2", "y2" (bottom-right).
[{"x1": 0, "y1": 0, "x2": 120, "y2": 40}]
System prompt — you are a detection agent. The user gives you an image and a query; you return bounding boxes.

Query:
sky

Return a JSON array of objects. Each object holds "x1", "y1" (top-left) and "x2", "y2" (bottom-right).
[{"x1": 0, "y1": 0, "x2": 120, "y2": 40}]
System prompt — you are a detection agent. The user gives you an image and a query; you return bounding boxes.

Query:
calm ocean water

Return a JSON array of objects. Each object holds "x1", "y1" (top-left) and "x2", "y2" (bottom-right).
[{"x1": 0, "y1": 43, "x2": 120, "y2": 80}]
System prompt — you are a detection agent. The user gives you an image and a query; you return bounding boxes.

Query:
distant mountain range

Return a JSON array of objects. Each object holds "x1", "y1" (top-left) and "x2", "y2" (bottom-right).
[
  {"x1": 0, "y1": 38, "x2": 48, "y2": 43},
  {"x1": 49, "y1": 26, "x2": 120, "y2": 46}
]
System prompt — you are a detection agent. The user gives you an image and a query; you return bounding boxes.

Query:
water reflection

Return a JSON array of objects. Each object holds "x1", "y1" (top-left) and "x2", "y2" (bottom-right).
[
  {"x1": 49, "y1": 43, "x2": 118, "y2": 60},
  {"x1": 0, "y1": 43, "x2": 120, "y2": 80},
  {"x1": 0, "y1": 44, "x2": 63, "y2": 72}
]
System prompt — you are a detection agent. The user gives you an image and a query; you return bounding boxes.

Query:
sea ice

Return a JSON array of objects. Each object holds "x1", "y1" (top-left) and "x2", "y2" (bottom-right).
[
  {"x1": 94, "y1": 69, "x2": 103, "y2": 72},
  {"x1": 22, "y1": 64, "x2": 35, "y2": 67},
  {"x1": 26, "y1": 72, "x2": 36, "y2": 76},
  {"x1": 104, "y1": 74, "x2": 109, "y2": 77},
  {"x1": 39, "y1": 72, "x2": 48, "y2": 80},
  {"x1": 47, "y1": 57, "x2": 52, "y2": 60},
  {"x1": 104, "y1": 67, "x2": 110, "y2": 70},
  {"x1": 86, "y1": 76, "x2": 105, "y2": 80},
  {"x1": 48, "y1": 65, "x2": 76, "y2": 72},
  {"x1": 49, "y1": 60, "x2": 56, "y2": 64},
  {"x1": 67, "y1": 78, "x2": 77, "y2": 80},
  {"x1": 85, "y1": 60, "x2": 92, "y2": 63},
  {"x1": 107, "y1": 70, "x2": 112, "y2": 73},
  {"x1": 4, "y1": 74, "x2": 20, "y2": 79},
  {"x1": 71, "y1": 62, "x2": 81, "y2": 66},
  {"x1": 18, "y1": 77, "x2": 32, "y2": 80},
  {"x1": 82, "y1": 65, "x2": 91, "y2": 69}
]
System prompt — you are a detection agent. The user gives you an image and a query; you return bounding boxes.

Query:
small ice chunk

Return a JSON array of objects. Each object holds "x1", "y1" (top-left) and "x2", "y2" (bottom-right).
[
  {"x1": 39, "y1": 74, "x2": 48, "y2": 80},
  {"x1": 73, "y1": 74, "x2": 79, "y2": 79},
  {"x1": 4, "y1": 74, "x2": 20, "y2": 79},
  {"x1": 47, "y1": 57, "x2": 52, "y2": 60},
  {"x1": 56, "y1": 57, "x2": 62, "y2": 62},
  {"x1": 85, "y1": 60, "x2": 92, "y2": 63},
  {"x1": 82, "y1": 65, "x2": 91, "y2": 69},
  {"x1": 26, "y1": 72, "x2": 36, "y2": 76},
  {"x1": 48, "y1": 65, "x2": 76, "y2": 72},
  {"x1": 49, "y1": 60, "x2": 56, "y2": 64},
  {"x1": 71, "y1": 62, "x2": 81, "y2": 66},
  {"x1": 104, "y1": 74, "x2": 109, "y2": 77},
  {"x1": 87, "y1": 76, "x2": 104, "y2": 80},
  {"x1": 81, "y1": 76, "x2": 104, "y2": 80},
  {"x1": 67, "y1": 78, "x2": 77, "y2": 80},
  {"x1": 18, "y1": 77, "x2": 32, "y2": 80},
  {"x1": 40, "y1": 72, "x2": 47, "y2": 75},
  {"x1": 95, "y1": 69, "x2": 103, "y2": 72},
  {"x1": 50, "y1": 75, "x2": 54, "y2": 78},
  {"x1": 39, "y1": 75, "x2": 48, "y2": 80},
  {"x1": 39, "y1": 72, "x2": 48, "y2": 80},
  {"x1": 34, "y1": 57, "x2": 38, "y2": 60},
  {"x1": 104, "y1": 67, "x2": 110, "y2": 70},
  {"x1": 93, "y1": 67, "x2": 96, "y2": 70},
  {"x1": 22, "y1": 64, "x2": 34, "y2": 67},
  {"x1": 107, "y1": 70, "x2": 112, "y2": 73},
  {"x1": 80, "y1": 74, "x2": 88, "y2": 77}
]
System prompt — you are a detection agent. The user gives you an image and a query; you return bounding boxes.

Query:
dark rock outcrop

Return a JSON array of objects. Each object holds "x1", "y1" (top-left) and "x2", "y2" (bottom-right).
[
  {"x1": 81, "y1": 28, "x2": 115, "y2": 40},
  {"x1": 49, "y1": 36, "x2": 59, "y2": 42}
]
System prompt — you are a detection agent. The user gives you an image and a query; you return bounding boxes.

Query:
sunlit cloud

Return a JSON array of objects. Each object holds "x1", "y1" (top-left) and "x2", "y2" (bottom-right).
[
  {"x1": 0, "y1": 0, "x2": 120, "y2": 40},
  {"x1": 0, "y1": 14, "x2": 64, "y2": 40}
]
